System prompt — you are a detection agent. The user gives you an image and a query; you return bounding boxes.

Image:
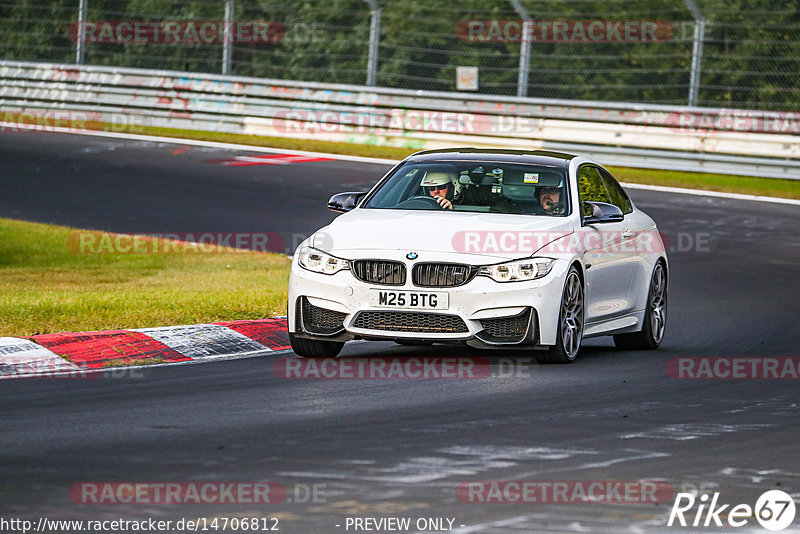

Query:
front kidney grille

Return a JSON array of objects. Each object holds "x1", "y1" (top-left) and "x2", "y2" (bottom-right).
[
  {"x1": 352, "y1": 260, "x2": 406, "y2": 286},
  {"x1": 412, "y1": 263, "x2": 476, "y2": 287},
  {"x1": 299, "y1": 297, "x2": 346, "y2": 335},
  {"x1": 352, "y1": 311, "x2": 468, "y2": 333}
]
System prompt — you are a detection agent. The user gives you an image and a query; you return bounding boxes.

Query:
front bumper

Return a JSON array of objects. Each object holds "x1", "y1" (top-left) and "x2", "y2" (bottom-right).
[{"x1": 288, "y1": 253, "x2": 571, "y2": 347}]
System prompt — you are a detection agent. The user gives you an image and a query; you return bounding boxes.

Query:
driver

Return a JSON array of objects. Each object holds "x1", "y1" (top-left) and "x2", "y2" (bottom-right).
[
  {"x1": 420, "y1": 171, "x2": 458, "y2": 210},
  {"x1": 536, "y1": 185, "x2": 565, "y2": 215}
]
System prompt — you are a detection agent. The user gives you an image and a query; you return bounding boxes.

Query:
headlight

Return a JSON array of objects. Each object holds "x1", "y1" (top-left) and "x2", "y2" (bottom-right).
[
  {"x1": 478, "y1": 258, "x2": 554, "y2": 282},
  {"x1": 297, "y1": 246, "x2": 350, "y2": 275}
]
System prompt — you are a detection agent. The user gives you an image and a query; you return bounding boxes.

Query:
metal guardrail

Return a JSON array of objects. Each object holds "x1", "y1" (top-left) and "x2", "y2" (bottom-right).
[{"x1": 1, "y1": 60, "x2": 799, "y2": 179}]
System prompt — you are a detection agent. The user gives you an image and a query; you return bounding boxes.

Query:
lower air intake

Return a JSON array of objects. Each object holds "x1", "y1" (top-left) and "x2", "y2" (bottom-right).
[
  {"x1": 352, "y1": 311, "x2": 468, "y2": 333},
  {"x1": 299, "y1": 297, "x2": 346, "y2": 335},
  {"x1": 478, "y1": 309, "x2": 532, "y2": 343}
]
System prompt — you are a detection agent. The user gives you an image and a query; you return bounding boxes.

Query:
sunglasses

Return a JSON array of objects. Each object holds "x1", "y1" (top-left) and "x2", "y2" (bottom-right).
[
  {"x1": 540, "y1": 187, "x2": 560, "y2": 194},
  {"x1": 426, "y1": 185, "x2": 449, "y2": 191}
]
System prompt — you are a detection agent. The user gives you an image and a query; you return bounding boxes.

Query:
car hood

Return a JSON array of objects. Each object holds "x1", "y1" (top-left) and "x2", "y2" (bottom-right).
[{"x1": 312, "y1": 208, "x2": 575, "y2": 261}]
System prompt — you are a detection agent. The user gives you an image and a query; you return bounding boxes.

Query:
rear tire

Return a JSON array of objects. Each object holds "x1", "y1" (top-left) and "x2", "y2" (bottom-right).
[
  {"x1": 537, "y1": 266, "x2": 584, "y2": 364},
  {"x1": 614, "y1": 261, "x2": 667, "y2": 350},
  {"x1": 289, "y1": 333, "x2": 344, "y2": 358}
]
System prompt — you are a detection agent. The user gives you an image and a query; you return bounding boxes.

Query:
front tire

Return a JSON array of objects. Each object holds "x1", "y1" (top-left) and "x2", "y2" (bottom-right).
[
  {"x1": 289, "y1": 333, "x2": 344, "y2": 358},
  {"x1": 537, "y1": 266, "x2": 584, "y2": 364},
  {"x1": 614, "y1": 261, "x2": 667, "y2": 350}
]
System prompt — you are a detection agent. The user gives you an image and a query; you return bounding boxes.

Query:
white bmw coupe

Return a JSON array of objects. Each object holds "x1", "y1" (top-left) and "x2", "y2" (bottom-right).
[{"x1": 288, "y1": 149, "x2": 668, "y2": 363}]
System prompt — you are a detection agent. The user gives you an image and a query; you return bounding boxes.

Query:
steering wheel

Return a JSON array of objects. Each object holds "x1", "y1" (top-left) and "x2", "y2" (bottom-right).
[
  {"x1": 396, "y1": 195, "x2": 445, "y2": 210},
  {"x1": 544, "y1": 202, "x2": 566, "y2": 215},
  {"x1": 530, "y1": 201, "x2": 565, "y2": 215}
]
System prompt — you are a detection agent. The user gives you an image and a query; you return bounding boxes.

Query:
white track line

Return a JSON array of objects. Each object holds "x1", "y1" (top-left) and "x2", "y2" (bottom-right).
[
  {"x1": 42, "y1": 127, "x2": 800, "y2": 205},
  {"x1": 621, "y1": 182, "x2": 800, "y2": 206},
  {"x1": 43, "y1": 127, "x2": 398, "y2": 165}
]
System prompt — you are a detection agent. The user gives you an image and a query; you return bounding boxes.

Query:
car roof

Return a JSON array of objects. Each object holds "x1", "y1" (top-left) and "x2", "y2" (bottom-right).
[{"x1": 405, "y1": 148, "x2": 576, "y2": 168}]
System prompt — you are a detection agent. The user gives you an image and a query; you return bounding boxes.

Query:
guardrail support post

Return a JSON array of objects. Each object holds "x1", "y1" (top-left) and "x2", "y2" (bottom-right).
[
  {"x1": 222, "y1": 0, "x2": 235, "y2": 75},
  {"x1": 76, "y1": 0, "x2": 88, "y2": 64},
  {"x1": 510, "y1": 0, "x2": 531, "y2": 97},
  {"x1": 683, "y1": 0, "x2": 705, "y2": 107},
  {"x1": 364, "y1": 0, "x2": 381, "y2": 86}
]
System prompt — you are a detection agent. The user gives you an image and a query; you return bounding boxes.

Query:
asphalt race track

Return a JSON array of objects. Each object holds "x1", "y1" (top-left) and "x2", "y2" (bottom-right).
[{"x1": 2, "y1": 131, "x2": 800, "y2": 533}]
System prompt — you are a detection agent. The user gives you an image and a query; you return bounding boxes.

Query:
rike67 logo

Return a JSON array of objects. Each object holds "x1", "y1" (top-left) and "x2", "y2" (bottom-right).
[{"x1": 668, "y1": 490, "x2": 796, "y2": 530}]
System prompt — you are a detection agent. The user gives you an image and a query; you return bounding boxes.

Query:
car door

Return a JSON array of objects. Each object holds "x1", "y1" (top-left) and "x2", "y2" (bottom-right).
[
  {"x1": 598, "y1": 167, "x2": 657, "y2": 312},
  {"x1": 576, "y1": 164, "x2": 636, "y2": 324}
]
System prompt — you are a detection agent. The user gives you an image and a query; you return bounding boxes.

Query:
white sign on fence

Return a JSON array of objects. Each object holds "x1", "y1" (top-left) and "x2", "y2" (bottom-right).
[{"x1": 456, "y1": 66, "x2": 478, "y2": 91}]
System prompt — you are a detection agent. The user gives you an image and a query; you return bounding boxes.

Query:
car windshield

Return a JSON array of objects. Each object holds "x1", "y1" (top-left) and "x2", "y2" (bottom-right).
[{"x1": 363, "y1": 160, "x2": 569, "y2": 216}]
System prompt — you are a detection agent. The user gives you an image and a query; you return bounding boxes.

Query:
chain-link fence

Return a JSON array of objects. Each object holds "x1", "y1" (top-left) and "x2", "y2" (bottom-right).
[{"x1": 1, "y1": 0, "x2": 799, "y2": 110}]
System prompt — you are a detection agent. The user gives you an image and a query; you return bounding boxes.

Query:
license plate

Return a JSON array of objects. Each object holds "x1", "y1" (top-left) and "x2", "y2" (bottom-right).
[{"x1": 369, "y1": 290, "x2": 449, "y2": 310}]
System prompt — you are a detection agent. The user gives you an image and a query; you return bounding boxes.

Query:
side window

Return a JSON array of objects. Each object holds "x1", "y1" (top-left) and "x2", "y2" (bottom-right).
[
  {"x1": 577, "y1": 165, "x2": 610, "y2": 216},
  {"x1": 599, "y1": 169, "x2": 632, "y2": 214}
]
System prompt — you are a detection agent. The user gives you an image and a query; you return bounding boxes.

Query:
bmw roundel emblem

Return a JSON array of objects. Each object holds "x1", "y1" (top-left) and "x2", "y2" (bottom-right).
[{"x1": 406, "y1": 252, "x2": 418, "y2": 260}]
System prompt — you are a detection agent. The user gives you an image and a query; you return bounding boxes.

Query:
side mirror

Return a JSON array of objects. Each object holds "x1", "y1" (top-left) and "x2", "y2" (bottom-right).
[
  {"x1": 582, "y1": 201, "x2": 624, "y2": 224},
  {"x1": 328, "y1": 192, "x2": 367, "y2": 213}
]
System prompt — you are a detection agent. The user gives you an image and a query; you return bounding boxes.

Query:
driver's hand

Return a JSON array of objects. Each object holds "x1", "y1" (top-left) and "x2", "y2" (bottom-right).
[{"x1": 434, "y1": 195, "x2": 453, "y2": 210}]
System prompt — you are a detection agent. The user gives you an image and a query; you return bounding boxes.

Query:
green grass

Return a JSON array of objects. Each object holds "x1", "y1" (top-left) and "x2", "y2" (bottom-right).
[
  {"x1": 110, "y1": 124, "x2": 800, "y2": 200},
  {"x1": 606, "y1": 166, "x2": 800, "y2": 200},
  {"x1": 0, "y1": 218, "x2": 291, "y2": 337}
]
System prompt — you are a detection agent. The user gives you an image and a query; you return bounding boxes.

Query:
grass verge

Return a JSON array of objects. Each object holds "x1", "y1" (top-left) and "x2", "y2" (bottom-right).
[
  {"x1": 108, "y1": 124, "x2": 799, "y2": 200},
  {"x1": 0, "y1": 218, "x2": 290, "y2": 337},
  {"x1": 606, "y1": 166, "x2": 800, "y2": 199}
]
